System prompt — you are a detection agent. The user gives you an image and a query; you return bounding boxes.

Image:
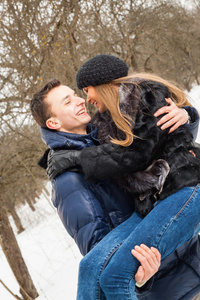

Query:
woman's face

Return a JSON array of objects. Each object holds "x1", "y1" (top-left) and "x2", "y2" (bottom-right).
[{"x1": 83, "y1": 86, "x2": 107, "y2": 113}]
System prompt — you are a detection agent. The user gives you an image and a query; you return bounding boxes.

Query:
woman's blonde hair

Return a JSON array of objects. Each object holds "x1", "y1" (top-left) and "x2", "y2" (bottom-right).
[{"x1": 94, "y1": 72, "x2": 192, "y2": 147}]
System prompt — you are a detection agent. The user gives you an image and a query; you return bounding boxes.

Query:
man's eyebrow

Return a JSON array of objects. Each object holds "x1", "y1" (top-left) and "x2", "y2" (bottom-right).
[
  {"x1": 61, "y1": 95, "x2": 70, "y2": 102},
  {"x1": 61, "y1": 91, "x2": 75, "y2": 102}
]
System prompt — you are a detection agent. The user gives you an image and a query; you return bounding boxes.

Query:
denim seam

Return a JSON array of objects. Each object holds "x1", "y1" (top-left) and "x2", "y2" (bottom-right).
[
  {"x1": 97, "y1": 242, "x2": 123, "y2": 300},
  {"x1": 126, "y1": 278, "x2": 133, "y2": 300},
  {"x1": 155, "y1": 184, "x2": 200, "y2": 249},
  {"x1": 194, "y1": 221, "x2": 200, "y2": 234},
  {"x1": 174, "y1": 184, "x2": 200, "y2": 219}
]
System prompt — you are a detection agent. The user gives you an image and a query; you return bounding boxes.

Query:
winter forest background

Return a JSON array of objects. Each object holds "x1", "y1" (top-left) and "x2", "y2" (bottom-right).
[{"x1": 0, "y1": 0, "x2": 200, "y2": 299}]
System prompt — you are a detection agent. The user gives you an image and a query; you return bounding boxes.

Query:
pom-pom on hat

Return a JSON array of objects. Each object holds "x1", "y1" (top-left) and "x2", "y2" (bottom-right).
[{"x1": 76, "y1": 54, "x2": 129, "y2": 90}]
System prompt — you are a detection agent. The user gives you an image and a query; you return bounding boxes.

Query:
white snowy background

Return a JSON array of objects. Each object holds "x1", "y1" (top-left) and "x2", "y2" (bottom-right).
[{"x1": 0, "y1": 86, "x2": 200, "y2": 300}]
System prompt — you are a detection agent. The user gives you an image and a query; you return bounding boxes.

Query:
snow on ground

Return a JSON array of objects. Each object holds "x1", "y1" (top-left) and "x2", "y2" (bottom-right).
[
  {"x1": 0, "y1": 182, "x2": 82, "y2": 300},
  {"x1": 0, "y1": 86, "x2": 199, "y2": 300}
]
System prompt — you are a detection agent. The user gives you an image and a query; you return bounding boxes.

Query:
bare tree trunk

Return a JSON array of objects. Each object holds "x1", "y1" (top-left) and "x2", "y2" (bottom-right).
[
  {"x1": 10, "y1": 209, "x2": 25, "y2": 234},
  {"x1": 42, "y1": 187, "x2": 50, "y2": 197},
  {"x1": 25, "y1": 196, "x2": 36, "y2": 212},
  {"x1": 0, "y1": 197, "x2": 38, "y2": 300},
  {"x1": 5, "y1": 199, "x2": 25, "y2": 234}
]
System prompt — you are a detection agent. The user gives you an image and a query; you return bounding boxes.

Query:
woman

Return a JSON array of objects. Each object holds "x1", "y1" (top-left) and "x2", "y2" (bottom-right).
[{"x1": 47, "y1": 55, "x2": 200, "y2": 299}]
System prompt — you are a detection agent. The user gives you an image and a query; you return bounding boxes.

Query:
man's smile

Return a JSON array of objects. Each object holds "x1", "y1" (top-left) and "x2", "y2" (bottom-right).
[{"x1": 76, "y1": 107, "x2": 88, "y2": 116}]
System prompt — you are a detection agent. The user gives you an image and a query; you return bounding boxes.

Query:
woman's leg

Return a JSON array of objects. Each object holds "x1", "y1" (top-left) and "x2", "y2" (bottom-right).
[
  {"x1": 99, "y1": 185, "x2": 200, "y2": 300},
  {"x1": 76, "y1": 211, "x2": 143, "y2": 300}
]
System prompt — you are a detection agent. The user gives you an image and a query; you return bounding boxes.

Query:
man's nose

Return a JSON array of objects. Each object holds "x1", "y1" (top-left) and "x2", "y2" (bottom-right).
[{"x1": 76, "y1": 97, "x2": 85, "y2": 106}]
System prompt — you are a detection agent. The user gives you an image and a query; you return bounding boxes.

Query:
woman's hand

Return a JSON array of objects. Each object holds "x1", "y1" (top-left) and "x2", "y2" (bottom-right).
[
  {"x1": 131, "y1": 244, "x2": 161, "y2": 287},
  {"x1": 154, "y1": 98, "x2": 189, "y2": 133}
]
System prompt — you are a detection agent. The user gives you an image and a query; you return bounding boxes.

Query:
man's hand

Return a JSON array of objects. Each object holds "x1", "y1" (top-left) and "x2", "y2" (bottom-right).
[
  {"x1": 47, "y1": 149, "x2": 82, "y2": 180},
  {"x1": 131, "y1": 244, "x2": 161, "y2": 287},
  {"x1": 154, "y1": 98, "x2": 189, "y2": 133}
]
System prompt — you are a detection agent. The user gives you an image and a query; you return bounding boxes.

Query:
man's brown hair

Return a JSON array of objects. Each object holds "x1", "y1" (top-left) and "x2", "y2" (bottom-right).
[{"x1": 30, "y1": 79, "x2": 61, "y2": 128}]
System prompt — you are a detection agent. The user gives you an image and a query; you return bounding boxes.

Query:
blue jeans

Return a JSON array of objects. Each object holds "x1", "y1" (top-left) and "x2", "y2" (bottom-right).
[{"x1": 77, "y1": 186, "x2": 200, "y2": 300}]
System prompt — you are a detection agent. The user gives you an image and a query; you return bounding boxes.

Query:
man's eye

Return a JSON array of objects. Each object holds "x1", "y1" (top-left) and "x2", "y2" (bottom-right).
[{"x1": 65, "y1": 100, "x2": 70, "y2": 105}]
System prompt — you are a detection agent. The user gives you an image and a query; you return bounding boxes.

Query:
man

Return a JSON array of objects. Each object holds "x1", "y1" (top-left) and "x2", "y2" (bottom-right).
[
  {"x1": 30, "y1": 79, "x2": 200, "y2": 299},
  {"x1": 31, "y1": 79, "x2": 160, "y2": 283}
]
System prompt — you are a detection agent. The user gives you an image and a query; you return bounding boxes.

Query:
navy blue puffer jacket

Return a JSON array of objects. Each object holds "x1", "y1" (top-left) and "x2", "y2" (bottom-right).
[{"x1": 41, "y1": 124, "x2": 135, "y2": 255}]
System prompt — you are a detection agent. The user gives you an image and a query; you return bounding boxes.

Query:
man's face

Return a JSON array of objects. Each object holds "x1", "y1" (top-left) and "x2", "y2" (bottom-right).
[{"x1": 45, "y1": 85, "x2": 91, "y2": 134}]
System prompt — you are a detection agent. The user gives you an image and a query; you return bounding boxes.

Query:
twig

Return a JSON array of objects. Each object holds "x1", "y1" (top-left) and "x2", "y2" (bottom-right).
[{"x1": 0, "y1": 279, "x2": 22, "y2": 299}]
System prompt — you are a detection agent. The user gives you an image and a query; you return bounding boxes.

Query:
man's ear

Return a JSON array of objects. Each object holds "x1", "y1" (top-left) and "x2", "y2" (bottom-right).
[{"x1": 46, "y1": 117, "x2": 61, "y2": 130}]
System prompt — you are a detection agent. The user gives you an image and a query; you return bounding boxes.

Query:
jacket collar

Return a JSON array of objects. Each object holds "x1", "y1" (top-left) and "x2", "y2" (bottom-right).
[{"x1": 40, "y1": 123, "x2": 100, "y2": 149}]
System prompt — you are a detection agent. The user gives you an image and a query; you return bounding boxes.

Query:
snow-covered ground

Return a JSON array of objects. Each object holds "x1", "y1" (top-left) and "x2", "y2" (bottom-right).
[
  {"x1": 0, "y1": 182, "x2": 82, "y2": 300},
  {"x1": 0, "y1": 86, "x2": 200, "y2": 300}
]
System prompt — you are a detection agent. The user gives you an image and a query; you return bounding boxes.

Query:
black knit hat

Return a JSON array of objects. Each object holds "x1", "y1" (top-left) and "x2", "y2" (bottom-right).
[{"x1": 76, "y1": 54, "x2": 129, "y2": 90}]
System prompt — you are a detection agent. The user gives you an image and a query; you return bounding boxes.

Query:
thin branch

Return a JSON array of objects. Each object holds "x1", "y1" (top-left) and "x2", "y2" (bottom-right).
[{"x1": 0, "y1": 279, "x2": 22, "y2": 300}]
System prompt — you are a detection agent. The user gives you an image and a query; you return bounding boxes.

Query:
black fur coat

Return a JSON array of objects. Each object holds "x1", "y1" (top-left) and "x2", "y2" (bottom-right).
[{"x1": 79, "y1": 81, "x2": 200, "y2": 215}]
